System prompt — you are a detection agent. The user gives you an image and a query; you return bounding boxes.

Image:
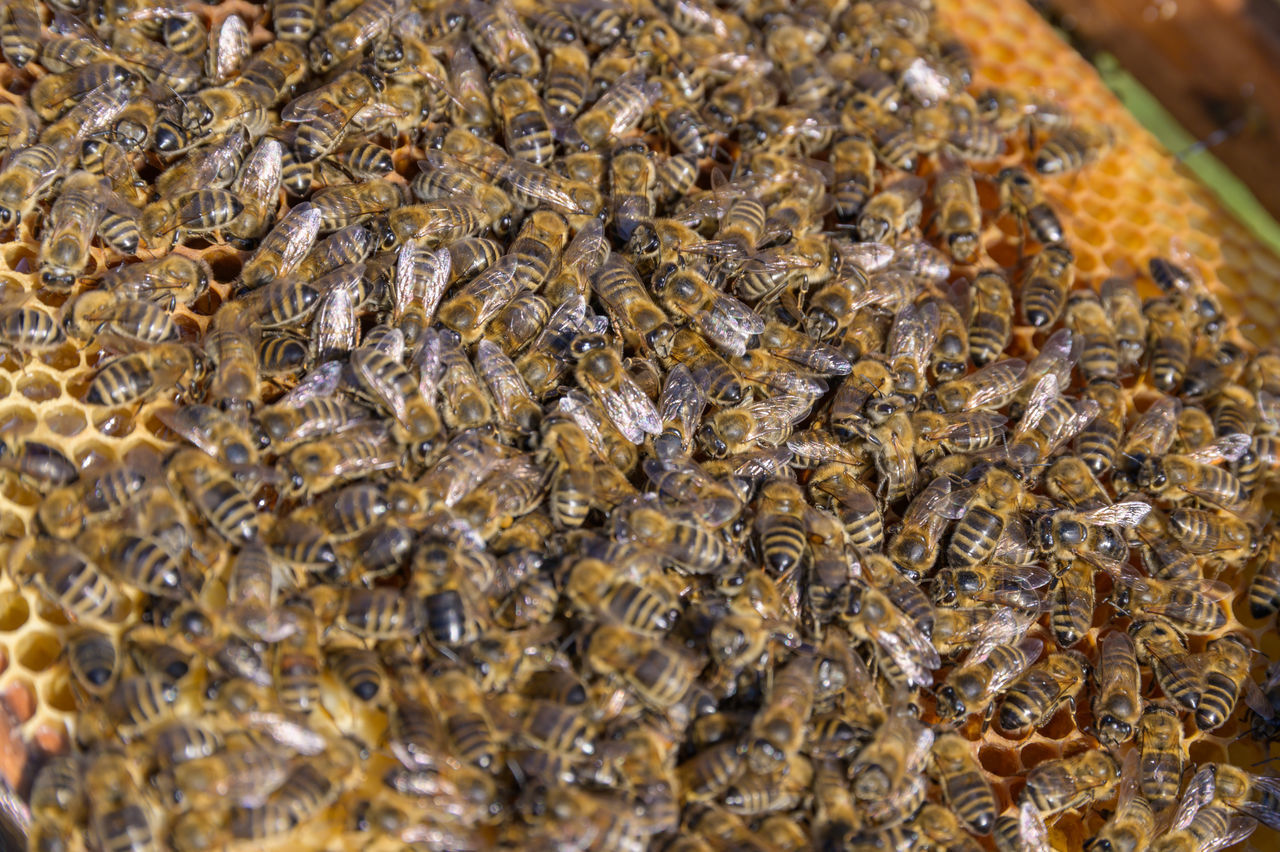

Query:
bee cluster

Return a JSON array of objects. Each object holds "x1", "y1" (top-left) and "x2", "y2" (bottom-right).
[{"x1": 0, "y1": 0, "x2": 1277, "y2": 849}]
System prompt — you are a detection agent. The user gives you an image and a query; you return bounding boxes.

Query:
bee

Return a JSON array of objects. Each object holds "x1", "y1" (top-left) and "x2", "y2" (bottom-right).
[
  {"x1": 1130, "y1": 619, "x2": 1203, "y2": 710},
  {"x1": 575, "y1": 69, "x2": 659, "y2": 149},
  {"x1": 308, "y1": 0, "x2": 399, "y2": 71},
  {"x1": 349, "y1": 338, "x2": 442, "y2": 457},
  {"x1": 12, "y1": 536, "x2": 129, "y2": 627},
  {"x1": 1247, "y1": 529, "x2": 1280, "y2": 617},
  {"x1": 585, "y1": 623, "x2": 698, "y2": 713},
  {"x1": 1035, "y1": 125, "x2": 1112, "y2": 174},
  {"x1": 936, "y1": 637, "x2": 1043, "y2": 725},
  {"x1": 485, "y1": 74, "x2": 555, "y2": 169},
  {"x1": 1023, "y1": 750, "x2": 1119, "y2": 818},
  {"x1": 929, "y1": 732, "x2": 997, "y2": 835},
  {"x1": 998, "y1": 651, "x2": 1088, "y2": 737},
  {"x1": 848, "y1": 701, "x2": 933, "y2": 809},
  {"x1": 1080, "y1": 629, "x2": 1141, "y2": 748},
  {"x1": 1191, "y1": 763, "x2": 1280, "y2": 831},
  {"x1": 0, "y1": 144, "x2": 65, "y2": 227},
  {"x1": 1087, "y1": 752, "x2": 1155, "y2": 852},
  {"x1": 933, "y1": 167, "x2": 981, "y2": 263},
  {"x1": 996, "y1": 166, "x2": 1063, "y2": 245},
  {"x1": 1140, "y1": 296, "x2": 1193, "y2": 393},
  {"x1": 1017, "y1": 243, "x2": 1074, "y2": 328},
  {"x1": 592, "y1": 255, "x2": 674, "y2": 356},
  {"x1": 0, "y1": 298, "x2": 64, "y2": 354},
  {"x1": 543, "y1": 44, "x2": 590, "y2": 119},
  {"x1": 951, "y1": 272, "x2": 1012, "y2": 372},
  {"x1": 857, "y1": 176, "x2": 924, "y2": 243},
  {"x1": 657, "y1": 265, "x2": 764, "y2": 357},
  {"x1": 933, "y1": 358, "x2": 1026, "y2": 416},
  {"x1": 741, "y1": 650, "x2": 815, "y2": 774},
  {"x1": 282, "y1": 69, "x2": 382, "y2": 162},
  {"x1": 86, "y1": 342, "x2": 200, "y2": 407},
  {"x1": 468, "y1": 0, "x2": 540, "y2": 76},
  {"x1": 166, "y1": 448, "x2": 259, "y2": 543},
  {"x1": 847, "y1": 578, "x2": 942, "y2": 690},
  {"x1": 613, "y1": 495, "x2": 725, "y2": 575},
  {"x1": 1195, "y1": 634, "x2": 1252, "y2": 731},
  {"x1": 565, "y1": 556, "x2": 680, "y2": 636},
  {"x1": 697, "y1": 393, "x2": 812, "y2": 459},
  {"x1": 1137, "y1": 434, "x2": 1251, "y2": 511},
  {"x1": 66, "y1": 626, "x2": 121, "y2": 700}
]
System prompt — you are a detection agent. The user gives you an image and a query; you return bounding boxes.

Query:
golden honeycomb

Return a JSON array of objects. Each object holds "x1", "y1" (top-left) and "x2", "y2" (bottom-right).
[{"x1": 0, "y1": 0, "x2": 1276, "y2": 849}]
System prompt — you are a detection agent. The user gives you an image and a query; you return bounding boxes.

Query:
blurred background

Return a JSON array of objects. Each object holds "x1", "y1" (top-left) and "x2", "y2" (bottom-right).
[{"x1": 1032, "y1": 0, "x2": 1280, "y2": 256}]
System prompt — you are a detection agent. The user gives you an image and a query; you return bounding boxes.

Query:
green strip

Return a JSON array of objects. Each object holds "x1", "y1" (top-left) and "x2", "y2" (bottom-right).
[{"x1": 1093, "y1": 52, "x2": 1280, "y2": 258}]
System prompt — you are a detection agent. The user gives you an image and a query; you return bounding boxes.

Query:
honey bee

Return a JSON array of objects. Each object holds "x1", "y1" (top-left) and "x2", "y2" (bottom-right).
[
  {"x1": 1129, "y1": 619, "x2": 1203, "y2": 710},
  {"x1": 697, "y1": 393, "x2": 813, "y2": 459},
  {"x1": 166, "y1": 448, "x2": 259, "y2": 543},
  {"x1": 1195, "y1": 634, "x2": 1252, "y2": 731},
  {"x1": 1247, "y1": 529, "x2": 1280, "y2": 617},
  {"x1": 932, "y1": 167, "x2": 981, "y2": 263},
  {"x1": 1137, "y1": 434, "x2": 1251, "y2": 511},
  {"x1": 613, "y1": 494, "x2": 725, "y2": 575},
  {"x1": 492, "y1": 74, "x2": 555, "y2": 166},
  {"x1": 86, "y1": 342, "x2": 200, "y2": 407},
  {"x1": 936, "y1": 636, "x2": 1043, "y2": 725},
  {"x1": 12, "y1": 536, "x2": 130, "y2": 627},
  {"x1": 929, "y1": 732, "x2": 997, "y2": 835},
  {"x1": 1189, "y1": 763, "x2": 1280, "y2": 830},
  {"x1": 998, "y1": 651, "x2": 1088, "y2": 737},
  {"x1": 575, "y1": 69, "x2": 660, "y2": 149},
  {"x1": 585, "y1": 623, "x2": 698, "y2": 714},
  {"x1": 1022, "y1": 750, "x2": 1120, "y2": 819},
  {"x1": 857, "y1": 176, "x2": 924, "y2": 243},
  {"x1": 0, "y1": 144, "x2": 67, "y2": 227},
  {"x1": 994, "y1": 166, "x2": 1063, "y2": 245}
]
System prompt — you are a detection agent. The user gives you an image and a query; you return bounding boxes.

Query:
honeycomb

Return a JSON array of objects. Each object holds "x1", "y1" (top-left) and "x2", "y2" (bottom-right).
[{"x1": 0, "y1": 0, "x2": 1275, "y2": 849}]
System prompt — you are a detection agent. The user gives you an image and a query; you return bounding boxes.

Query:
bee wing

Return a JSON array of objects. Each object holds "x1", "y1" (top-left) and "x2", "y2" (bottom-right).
[
  {"x1": 1174, "y1": 765, "x2": 1217, "y2": 830},
  {"x1": 599, "y1": 375, "x2": 662, "y2": 444},
  {"x1": 699, "y1": 294, "x2": 765, "y2": 354},
  {"x1": 658, "y1": 364, "x2": 705, "y2": 439},
  {"x1": 961, "y1": 358, "x2": 1027, "y2": 411},
  {"x1": 888, "y1": 301, "x2": 940, "y2": 360},
  {"x1": 559, "y1": 391, "x2": 609, "y2": 459},
  {"x1": 233, "y1": 138, "x2": 283, "y2": 204},
  {"x1": 475, "y1": 339, "x2": 537, "y2": 422},
  {"x1": 311, "y1": 277, "x2": 359, "y2": 359},
  {"x1": 1015, "y1": 372, "x2": 1061, "y2": 438},
  {"x1": 1184, "y1": 433, "x2": 1252, "y2": 465},
  {"x1": 394, "y1": 240, "x2": 451, "y2": 328},
  {"x1": 1258, "y1": 389, "x2": 1280, "y2": 429},
  {"x1": 891, "y1": 239, "x2": 949, "y2": 281},
  {"x1": 253, "y1": 203, "x2": 322, "y2": 280},
  {"x1": 772, "y1": 336, "x2": 852, "y2": 376},
  {"x1": 1018, "y1": 801, "x2": 1050, "y2": 852},
  {"x1": 367, "y1": 326, "x2": 405, "y2": 360},
  {"x1": 601, "y1": 70, "x2": 659, "y2": 137},
  {"x1": 728, "y1": 446, "x2": 793, "y2": 480},
  {"x1": 1126, "y1": 396, "x2": 1183, "y2": 454},
  {"x1": 786, "y1": 433, "x2": 862, "y2": 467},
  {"x1": 1231, "y1": 775, "x2": 1280, "y2": 829},
  {"x1": 749, "y1": 394, "x2": 815, "y2": 442},
  {"x1": 244, "y1": 711, "x2": 326, "y2": 756},
  {"x1": 278, "y1": 362, "x2": 343, "y2": 408},
  {"x1": 1244, "y1": 675, "x2": 1278, "y2": 718},
  {"x1": 281, "y1": 86, "x2": 348, "y2": 123},
  {"x1": 870, "y1": 615, "x2": 940, "y2": 687},
  {"x1": 1027, "y1": 327, "x2": 1077, "y2": 383},
  {"x1": 902, "y1": 56, "x2": 953, "y2": 105},
  {"x1": 154, "y1": 405, "x2": 222, "y2": 459},
  {"x1": 412, "y1": 327, "x2": 442, "y2": 400},
  {"x1": 1209, "y1": 817, "x2": 1260, "y2": 852},
  {"x1": 495, "y1": 157, "x2": 584, "y2": 213},
  {"x1": 905, "y1": 475, "x2": 962, "y2": 523},
  {"x1": 1079, "y1": 501, "x2": 1152, "y2": 528},
  {"x1": 834, "y1": 237, "x2": 895, "y2": 273},
  {"x1": 210, "y1": 13, "x2": 249, "y2": 82},
  {"x1": 351, "y1": 350, "x2": 409, "y2": 428},
  {"x1": 562, "y1": 219, "x2": 609, "y2": 276}
]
